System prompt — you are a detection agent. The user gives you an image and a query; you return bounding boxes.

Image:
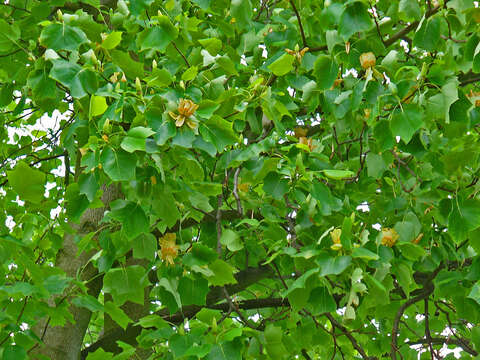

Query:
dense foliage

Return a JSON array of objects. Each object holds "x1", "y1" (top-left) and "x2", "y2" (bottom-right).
[{"x1": 1, "y1": 0, "x2": 480, "y2": 359}]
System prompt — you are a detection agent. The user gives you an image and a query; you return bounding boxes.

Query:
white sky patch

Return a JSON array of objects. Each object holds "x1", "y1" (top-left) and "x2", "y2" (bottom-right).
[
  {"x1": 6, "y1": 215, "x2": 15, "y2": 230},
  {"x1": 45, "y1": 182, "x2": 57, "y2": 198},
  {"x1": 372, "y1": 223, "x2": 381, "y2": 231},
  {"x1": 240, "y1": 54, "x2": 247, "y2": 66},
  {"x1": 356, "y1": 202, "x2": 369, "y2": 212},
  {"x1": 383, "y1": 72, "x2": 391, "y2": 84},
  {"x1": 249, "y1": 313, "x2": 260, "y2": 322},
  {"x1": 50, "y1": 206, "x2": 62, "y2": 220},
  {"x1": 258, "y1": 44, "x2": 268, "y2": 58},
  {"x1": 14, "y1": 196, "x2": 24, "y2": 207},
  {"x1": 400, "y1": 39, "x2": 410, "y2": 53},
  {"x1": 343, "y1": 68, "x2": 358, "y2": 78}
]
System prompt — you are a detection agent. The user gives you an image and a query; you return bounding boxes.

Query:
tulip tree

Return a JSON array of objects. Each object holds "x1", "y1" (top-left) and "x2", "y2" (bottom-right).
[{"x1": 2, "y1": 0, "x2": 480, "y2": 359}]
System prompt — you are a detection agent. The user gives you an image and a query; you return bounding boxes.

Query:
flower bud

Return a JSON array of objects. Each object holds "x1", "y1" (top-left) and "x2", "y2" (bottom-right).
[{"x1": 360, "y1": 52, "x2": 376, "y2": 69}]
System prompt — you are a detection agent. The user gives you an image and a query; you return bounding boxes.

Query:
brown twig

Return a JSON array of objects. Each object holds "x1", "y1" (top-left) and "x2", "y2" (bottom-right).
[
  {"x1": 424, "y1": 298, "x2": 437, "y2": 359},
  {"x1": 325, "y1": 313, "x2": 373, "y2": 360},
  {"x1": 172, "y1": 42, "x2": 190, "y2": 67},
  {"x1": 216, "y1": 194, "x2": 223, "y2": 255},
  {"x1": 233, "y1": 168, "x2": 243, "y2": 216},
  {"x1": 288, "y1": 0, "x2": 308, "y2": 48},
  {"x1": 384, "y1": 4, "x2": 442, "y2": 47}
]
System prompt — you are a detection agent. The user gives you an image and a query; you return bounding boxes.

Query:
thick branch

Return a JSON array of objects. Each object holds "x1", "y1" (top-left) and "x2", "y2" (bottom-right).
[
  {"x1": 391, "y1": 264, "x2": 444, "y2": 360},
  {"x1": 81, "y1": 265, "x2": 274, "y2": 356}
]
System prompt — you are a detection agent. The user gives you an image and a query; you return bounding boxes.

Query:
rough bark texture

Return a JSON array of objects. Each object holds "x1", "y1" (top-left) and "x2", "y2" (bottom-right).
[{"x1": 31, "y1": 185, "x2": 121, "y2": 360}]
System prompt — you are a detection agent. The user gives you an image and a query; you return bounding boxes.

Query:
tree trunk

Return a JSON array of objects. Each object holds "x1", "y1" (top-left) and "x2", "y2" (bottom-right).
[{"x1": 31, "y1": 186, "x2": 121, "y2": 360}]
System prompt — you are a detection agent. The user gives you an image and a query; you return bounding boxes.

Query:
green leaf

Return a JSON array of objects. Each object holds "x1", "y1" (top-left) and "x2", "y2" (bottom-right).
[
  {"x1": 40, "y1": 23, "x2": 88, "y2": 51},
  {"x1": 178, "y1": 277, "x2": 209, "y2": 306},
  {"x1": 146, "y1": 68, "x2": 174, "y2": 88},
  {"x1": 120, "y1": 127, "x2": 155, "y2": 153},
  {"x1": 316, "y1": 254, "x2": 351, "y2": 276},
  {"x1": 206, "y1": 341, "x2": 242, "y2": 360},
  {"x1": 196, "y1": 100, "x2": 220, "y2": 120},
  {"x1": 268, "y1": 54, "x2": 295, "y2": 76},
  {"x1": 468, "y1": 281, "x2": 480, "y2": 306},
  {"x1": 339, "y1": 2, "x2": 373, "y2": 40},
  {"x1": 264, "y1": 325, "x2": 288, "y2": 359},
  {"x1": 3, "y1": 345, "x2": 27, "y2": 360},
  {"x1": 313, "y1": 55, "x2": 339, "y2": 90},
  {"x1": 199, "y1": 38, "x2": 222, "y2": 55},
  {"x1": 109, "y1": 200, "x2": 149, "y2": 239},
  {"x1": 230, "y1": 0, "x2": 252, "y2": 30},
  {"x1": 182, "y1": 243, "x2": 218, "y2": 267},
  {"x1": 363, "y1": 274, "x2": 389, "y2": 306},
  {"x1": 396, "y1": 242, "x2": 426, "y2": 261},
  {"x1": 216, "y1": 56, "x2": 239, "y2": 76},
  {"x1": 390, "y1": 104, "x2": 423, "y2": 143},
  {"x1": 448, "y1": 199, "x2": 480, "y2": 243},
  {"x1": 351, "y1": 247, "x2": 379, "y2": 261},
  {"x1": 133, "y1": 233, "x2": 157, "y2": 261},
  {"x1": 103, "y1": 266, "x2": 150, "y2": 305},
  {"x1": 158, "y1": 277, "x2": 182, "y2": 309},
  {"x1": 307, "y1": 286, "x2": 336, "y2": 315},
  {"x1": 220, "y1": 229, "x2": 243, "y2": 252},
  {"x1": 263, "y1": 172, "x2": 289, "y2": 200},
  {"x1": 137, "y1": 17, "x2": 178, "y2": 52},
  {"x1": 49, "y1": 60, "x2": 98, "y2": 99},
  {"x1": 7, "y1": 161, "x2": 45, "y2": 204},
  {"x1": 0, "y1": 19, "x2": 20, "y2": 52},
  {"x1": 65, "y1": 183, "x2": 90, "y2": 223},
  {"x1": 110, "y1": 50, "x2": 144, "y2": 79},
  {"x1": 129, "y1": 0, "x2": 154, "y2": 15},
  {"x1": 200, "y1": 115, "x2": 239, "y2": 152},
  {"x1": 413, "y1": 17, "x2": 442, "y2": 52},
  {"x1": 206, "y1": 259, "x2": 238, "y2": 286},
  {"x1": 310, "y1": 180, "x2": 343, "y2": 215},
  {"x1": 322, "y1": 169, "x2": 354, "y2": 180},
  {"x1": 86, "y1": 348, "x2": 114, "y2": 360},
  {"x1": 78, "y1": 172, "x2": 98, "y2": 202},
  {"x1": 100, "y1": 147, "x2": 137, "y2": 181},
  {"x1": 399, "y1": 0, "x2": 421, "y2": 20},
  {"x1": 101, "y1": 31, "x2": 122, "y2": 50},
  {"x1": 182, "y1": 66, "x2": 198, "y2": 81},
  {"x1": 89, "y1": 95, "x2": 108, "y2": 118},
  {"x1": 104, "y1": 301, "x2": 132, "y2": 330},
  {"x1": 394, "y1": 212, "x2": 421, "y2": 243},
  {"x1": 366, "y1": 153, "x2": 386, "y2": 178},
  {"x1": 72, "y1": 295, "x2": 104, "y2": 312},
  {"x1": 151, "y1": 187, "x2": 180, "y2": 228}
]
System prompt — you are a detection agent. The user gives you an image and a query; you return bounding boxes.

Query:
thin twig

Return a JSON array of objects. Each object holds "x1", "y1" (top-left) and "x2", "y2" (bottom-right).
[
  {"x1": 233, "y1": 168, "x2": 243, "y2": 216},
  {"x1": 289, "y1": 0, "x2": 308, "y2": 48},
  {"x1": 424, "y1": 298, "x2": 437, "y2": 359},
  {"x1": 216, "y1": 195, "x2": 223, "y2": 255},
  {"x1": 172, "y1": 42, "x2": 190, "y2": 67}
]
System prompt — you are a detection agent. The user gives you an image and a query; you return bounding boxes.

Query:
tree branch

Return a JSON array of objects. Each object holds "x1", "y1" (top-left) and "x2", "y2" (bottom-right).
[
  {"x1": 384, "y1": 4, "x2": 442, "y2": 47},
  {"x1": 289, "y1": 0, "x2": 307, "y2": 48},
  {"x1": 325, "y1": 313, "x2": 375, "y2": 360}
]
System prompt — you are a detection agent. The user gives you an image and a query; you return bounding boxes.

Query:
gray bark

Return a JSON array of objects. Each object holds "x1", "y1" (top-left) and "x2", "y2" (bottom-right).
[{"x1": 31, "y1": 186, "x2": 121, "y2": 360}]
